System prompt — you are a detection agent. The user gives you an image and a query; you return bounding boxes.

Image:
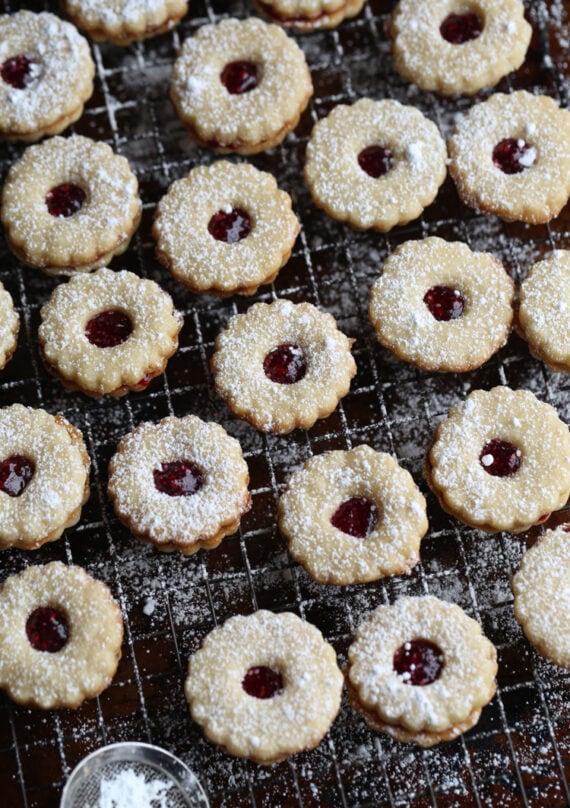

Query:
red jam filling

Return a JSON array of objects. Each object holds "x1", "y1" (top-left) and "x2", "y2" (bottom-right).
[
  {"x1": 358, "y1": 145, "x2": 393, "y2": 178},
  {"x1": 479, "y1": 439, "x2": 522, "y2": 477},
  {"x1": 1, "y1": 53, "x2": 34, "y2": 89},
  {"x1": 393, "y1": 639, "x2": 444, "y2": 686},
  {"x1": 424, "y1": 285, "x2": 465, "y2": 321},
  {"x1": 331, "y1": 496, "x2": 378, "y2": 538},
  {"x1": 440, "y1": 12, "x2": 483, "y2": 44},
  {"x1": 0, "y1": 455, "x2": 35, "y2": 497},
  {"x1": 492, "y1": 139, "x2": 534, "y2": 175},
  {"x1": 26, "y1": 606, "x2": 69, "y2": 653},
  {"x1": 221, "y1": 61, "x2": 259, "y2": 94},
  {"x1": 263, "y1": 343, "x2": 306, "y2": 384},
  {"x1": 45, "y1": 183, "x2": 86, "y2": 218},
  {"x1": 242, "y1": 666, "x2": 283, "y2": 699},
  {"x1": 85, "y1": 310, "x2": 133, "y2": 348},
  {"x1": 153, "y1": 460, "x2": 204, "y2": 497},
  {"x1": 208, "y1": 207, "x2": 252, "y2": 243}
]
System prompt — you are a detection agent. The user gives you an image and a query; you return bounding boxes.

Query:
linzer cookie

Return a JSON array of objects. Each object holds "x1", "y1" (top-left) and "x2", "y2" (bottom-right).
[
  {"x1": 108, "y1": 415, "x2": 251, "y2": 555},
  {"x1": 170, "y1": 17, "x2": 313, "y2": 154},
  {"x1": 63, "y1": 0, "x2": 188, "y2": 45},
  {"x1": 0, "y1": 282, "x2": 19, "y2": 371},
  {"x1": 424, "y1": 386, "x2": 570, "y2": 534},
  {"x1": 184, "y1": 610, "x2": 343, "y2": 763},
  {"x1": 346, "y1": 596, "x2": 497, "y2": 747},
  {"x1": 389, "y1": 0, "x2": 531, "y2": 96},
  {"x1": 0, "y1": 404, "x2": 90, "y2": 551},
  {"x1": 153, "y1": 161, "x2": 300, "y2": 296},
  {"x1": 513, "y1": 526, "x2": 570, "y2": 669},
  {"x1": 517, "y1": 251, "x2": 570, "y2": 373},
  {"x1": 211, "y1": 299, "x2": 356, "y2": 434},
  {"x1": 448, "y1": 91, "x2": 570, "y2": 224},
  {"x1": 1, "y1": 135, "x2": 142, "y2": 276},
  {"x1": 0, "y1": 562, "x2": 123, "y2": 709},
  {"x1": 0, "y1": 11, "x2": 94, "y2": 141},
  {"x1": 38, "y1": 268, "x2": 182, "y2": 397},
  {"x1": 304, "y1": 98, "x2": 447, "y2": 231},
  {"x1": 278, "y1": 445, "x2": 428, "y2": 585},
  {"x1": 254, "y1": 0, "x2": 367, "y2": 31},
  {"x1": 369, "y1": 237, "x2": 514, "y2": 372}
]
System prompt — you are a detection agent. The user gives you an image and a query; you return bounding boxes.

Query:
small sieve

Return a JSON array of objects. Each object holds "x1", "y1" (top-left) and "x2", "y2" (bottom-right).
[{"x1": 60, "y1": 742, "x2": 209, "y2": 808}]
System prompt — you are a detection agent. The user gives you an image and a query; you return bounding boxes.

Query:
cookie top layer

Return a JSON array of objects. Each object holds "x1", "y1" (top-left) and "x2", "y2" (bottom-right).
[
  {"x1": 254, "y1": 0, "x2": 367, "y2": 31},
  {"x1": 0, "y1": 282, "x2": 19, "y2": 371},
  {"x1": 63, "y1": 0, "x2": 189, "y2": 45},
  {"x1": 389, "y1": 0, "x2": 531, "y2": 96}
]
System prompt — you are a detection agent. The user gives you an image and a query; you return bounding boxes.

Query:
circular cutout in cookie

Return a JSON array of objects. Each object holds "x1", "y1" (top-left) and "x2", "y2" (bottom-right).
[
  {"x1": 479, "y1": 438, "x2": 521, "y2": 477},
  {"x1": 221, "y1": 60, "x2": 260, "y2": 94},
  {"x1": 423, "y1": 285, "x2": 465, "y2": 321},
  {"x1": 242, "y1": 665, "x2": 284, "y2": 699},
  {"x1": 439, "y1": 11, "x2": 483, "y2": 44},
  {"x1": 358, "y1": 145, "x2": 393, "y2": 178},
  {"x1": 26, "y1": 605, "x2": 69, "y2": 653},
  {"x1": 393, "y1": 639, "x2": 444, "y2": 685},
  {"x1": 492, "y1": 138, "x2": 536, "y2": 174},
  {"x1": 208, "y1": 207, "x2": 252, "y2": 243},
  {"x1": 153, "y1": 460, "x2": 204, "y2": 497},
  {"x1": 1, "y1": 53, "x2": 35, "y2": 89},
  {"x1": 45, "y1": 183, "x2": 86, "y2": 218},
  {"x1": 0, "y1": 454, "x2": 35, "y2": 497},
  {"x1": 85, "y1": 310, "x2": 133, "y2": 349},
  {"x1": 330, "y1": 496, "x2": 379, "y2": 538},
  {"x1": 263, "y1": 343, "x2": 307, "y2": 385}
]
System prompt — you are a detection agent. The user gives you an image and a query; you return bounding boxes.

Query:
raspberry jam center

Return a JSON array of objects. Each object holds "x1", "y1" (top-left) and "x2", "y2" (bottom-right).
[
  {"x1": 153, "y1": 460, "x2": 204, "y2": 497},
  {"x1": 358, "y1": 145, "x2": 393, "y2": 178},
  {"x1": 242, "y1": 666, "x2": 283, "y2": 699},
  {"x1": 1, "y1": 53, "x2": 34, "y2": 89},
  {"x1": 85, "y1": 310, "x2": 133, "y2": 348},
  {"x1": 26, "y1": 606, "x2": 69, "y2": 653},
  {"x1": 263, "y1": 343, "x2": 306, "y2": 384},
  {"x1": 208, "y1": 207, "x2": 252, "y2": 243},
  {"x1": 393, "y1": 639, "x2": 444, "y2": 686},
  {"x1": 45, "y1": 183, "x2": 86, "y2": 218},
  {"x1": 480, "y1": 439, "x2": 522, "y2": 477},
  {"x1": 331, "y1": 496, "x2": 378, "y2": 538},
  {"x1": 221, "y1": 61, "x2": 259, "y2": 94},
  {"x1": 0, "y1": 455, "x2": 35, "y2": 497},
  {"x1": 424, "y1": 285, "x2": 465, "y2": 321},
  {"x1": 440, "y1": 12, "x2": 483, "y2": 43},
  {"x1": 492, "y1": 139, "x2": 534, "y2": 175}
]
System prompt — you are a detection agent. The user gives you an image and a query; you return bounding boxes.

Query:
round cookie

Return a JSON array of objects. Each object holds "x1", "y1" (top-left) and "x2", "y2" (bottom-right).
[
  {"x1": 170, "y1": 17, "x2": 313, "y2": 155},
  {"x1": 517, "y1": 250, "x2": 570, "y2": 373},
  {"x1": 254, "y1": 0, "x2": 367, "y2": 31},
  {"x1": 304, "y1": 98, "x2": 447, "y2": 232},
  {"x1": 278, "y1": 445, "x2": 428, "y2": 585},
  {"x1": 0, "y1": 281, "x2": 19, "y2": 371},
  {"x1": 211, "y1": 298, "x2": 357, "y2": 434},
  {"x1": 369, "y1": 237, "x2": 514, "y2": 372},
  {"x1": 0, "y1": 562, "x2": 123, "y2": 709},
  {"x1": 0, "y1": 11, "x2": 94, "y2": 142},
  {"x1": 108, "y1": 415, "x2": 251, "y2": 555},
  {"x1": 1, "y1": 135, "x2": 142, "y2": 276},
  {"x1": 184, "y1": 610, "x2": 343, "y2": 763},
  {"x1": 424, "y1": 386, "x2": 570, "y2": 534},
  {"x1": 389, "y1": 0, "x2": 532, "y2": 96},
  {"x1": 63, "y1": 0, "x2": 188, "y2": 46},
  {"x1": 153, "y1": 161, "x2": 300, "y2": 296},
  {"x1": 448, "y1": 91, "x2": 570, "y2": 224},
  {"x1": 512, "y1": 526, "x2": 570, "y2": 669},
  {"x1": 346, "y1": 595, "x2": 497, "y2": 747},
  {"x1": 38, "y1": 268, "x2": 183, "y2": 398},
  {"x1": 0, "y1": 405, "x2": 90, "y2": 551}
]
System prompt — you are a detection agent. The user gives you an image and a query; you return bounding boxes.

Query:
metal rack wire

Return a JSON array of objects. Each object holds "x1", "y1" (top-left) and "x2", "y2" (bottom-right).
[{"x1": 1, "y1": 0, "x2": 570, "y2": 805}]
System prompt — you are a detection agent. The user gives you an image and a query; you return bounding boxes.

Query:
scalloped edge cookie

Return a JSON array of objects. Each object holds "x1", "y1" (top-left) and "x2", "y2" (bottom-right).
[
  {"x1": 0, "y1": 281, "x2": 19, "y2": 370},
  {"x1": 63, "y1": 0, "x2": 189, "y2": 45},
  {"x1": 254, "y1": 0, "x2": 367, "y2": 31}
]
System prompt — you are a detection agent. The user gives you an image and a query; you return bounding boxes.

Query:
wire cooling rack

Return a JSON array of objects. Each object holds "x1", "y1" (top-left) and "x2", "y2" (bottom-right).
[{"x1": 1, "y1": 0, "x2": 570, "y2": 806}]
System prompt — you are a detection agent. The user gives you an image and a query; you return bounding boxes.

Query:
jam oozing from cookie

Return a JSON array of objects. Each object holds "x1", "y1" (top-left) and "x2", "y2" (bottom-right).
[
  {"x1": 393, "y1": 639, "x2": 444, "y2": 686},
  {"x1": 358, "y1": 145, "x2": 393, "y2": 178},
  {"x1": 0, "y1": 455, "x2": 35, "y2": 497},
  {"x1": 85, "y1": 310, "x2": 133, "y2": 348},
  {"x1": 1, "y1": 54, "x2": 34, "y2": 89},
  {"x1": 492, "y1": 139, "x2": 535, "y2": 174},
  {"x1": 263, "y1": 343, "x2": 307, "y2": 384},
  {"x1": 440, "y1": 12, "x2": 483, "y2": 44},
  {"x1": 153, "y1": 460, "x2": 204, "y2": 497},
  {"x1": 242, "y1": 666, "x2": 284, "y2": 699},
  {"x1": 208, "y1": 208, "x2": 252, "y2": 243},
  {"x1": 331, "y1": 496, "x2": 378, "y2": 538},
  {"x1": 45, "y1": 184, "x2": 86, "y2": 218},
  {"x1": 479, "y1": 439, "x2": 522, "y2": 477},
  {"x1": 424, "y1": 286, "x2": 465, "y2": 321},
  {"x1": 26, "y1": 606, "x2": 69, "y2": 653},
  {"x1": 221, "y1": 61, "x2": 259, "y2": 94}
]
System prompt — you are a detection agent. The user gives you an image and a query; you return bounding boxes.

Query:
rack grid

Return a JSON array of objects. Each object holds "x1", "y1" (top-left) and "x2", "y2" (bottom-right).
[{"x1": 1, "y1": 1, "x2": 570, "y2": 806}]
